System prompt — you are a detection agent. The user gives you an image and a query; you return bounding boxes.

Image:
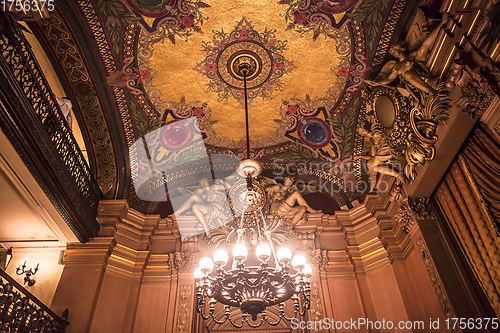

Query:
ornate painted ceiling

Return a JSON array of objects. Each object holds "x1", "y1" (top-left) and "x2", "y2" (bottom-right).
[{"x1": 33, "y1": 0, "x2": 413, "y2": 213}]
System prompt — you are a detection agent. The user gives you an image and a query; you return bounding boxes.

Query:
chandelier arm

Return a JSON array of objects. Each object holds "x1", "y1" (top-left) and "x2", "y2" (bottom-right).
[
  {"x1": 235, "y1": 212, "x2": 245, "y2": 250},
  {"x1": 294, "y1": 287, "x2": 311, "y2": 317},
  {"x1": 299, "y1": 304, "x2": 309, "y2": 317}
]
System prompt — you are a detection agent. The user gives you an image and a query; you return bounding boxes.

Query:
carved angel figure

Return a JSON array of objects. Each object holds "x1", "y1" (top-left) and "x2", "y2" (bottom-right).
[
  {"x1": 265, "y1": 177, "x2": 321, "y2": 226},
  {"x1": 373, "y1": 8, "x2": 443, "y2": 103},
  {"x1": 357, "y1": 115, "x2": 405, "y2": 192}
]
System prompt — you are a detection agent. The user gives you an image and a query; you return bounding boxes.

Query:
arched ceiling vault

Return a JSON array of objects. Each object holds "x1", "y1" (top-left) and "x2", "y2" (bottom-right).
[{"x1": 33, "y1": 0, "x2": 414, "y2": 213}]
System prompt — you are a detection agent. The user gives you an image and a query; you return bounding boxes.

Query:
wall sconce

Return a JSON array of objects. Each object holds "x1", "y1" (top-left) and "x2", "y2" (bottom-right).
[{"x1": 16, "y1": 258, "x2": 39, "y2": 286}]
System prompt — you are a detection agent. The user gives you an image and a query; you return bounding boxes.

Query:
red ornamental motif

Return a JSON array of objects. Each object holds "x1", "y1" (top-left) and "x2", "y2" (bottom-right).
[
  {"x1": 295, "y1": 13, "x2": 308, "y2": 24},
  {"x1": 206, "y1": 63, "x2": 216, "y2": 72},
  {"x1": 288, "y1": 104, "x2": 298, "y2": 114},
  {"x1": 239, "y1": 30, "x2": 250, "y2": 39},
  {"x1": 181, "y1": 16, "x2": 194, "y2": 27},
  {"x1": 193, "y1": 107, "x2": 203, "y2": 116},
  {"x1": 140, "y1": 70, "x2": 151, "y2": 79},
  {"x1": 339, "y1": 67, "x2": 349, "y2": 76},
  {"x1": 196, "y1": 18, "x2": 292, "y2": 102}
]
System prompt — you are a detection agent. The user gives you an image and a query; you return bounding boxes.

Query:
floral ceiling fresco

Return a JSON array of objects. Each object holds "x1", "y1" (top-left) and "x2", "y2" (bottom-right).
[{"x1": 41, "y1": 0, "x2": 407, "y2": 211}]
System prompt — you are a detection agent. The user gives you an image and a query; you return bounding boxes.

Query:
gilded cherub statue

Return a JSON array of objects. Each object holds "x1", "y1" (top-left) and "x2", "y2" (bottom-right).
[
  {"x1": 372, "y1": 8, "x2": 444, "y2": 105},
  {"x1": 356, "y1": 115, "x2": 405, "y2": 192}
]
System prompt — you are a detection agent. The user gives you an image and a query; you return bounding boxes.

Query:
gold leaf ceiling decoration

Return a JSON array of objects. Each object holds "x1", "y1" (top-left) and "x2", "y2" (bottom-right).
[{"x1": 135, "y1": 0, "x2": 352, "y2": 148}]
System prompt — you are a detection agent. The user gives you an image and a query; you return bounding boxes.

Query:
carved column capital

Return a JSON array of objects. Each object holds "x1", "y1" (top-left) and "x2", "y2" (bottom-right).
[
  {"x1": 306, "y1": 248, "x2": 328, "y2": 271},
  {"x1": 457, "y1": 72, "x2": 496, "y2": 119},
  {"x1": 170, "y1": 250, "x2": 199, "y2": 274},
  {"x1": 297, "y1": 230, "x2": 316, "y2": 251},
  {"x1": 395, "y1": 196, "x2": 435, "y2": 234}
]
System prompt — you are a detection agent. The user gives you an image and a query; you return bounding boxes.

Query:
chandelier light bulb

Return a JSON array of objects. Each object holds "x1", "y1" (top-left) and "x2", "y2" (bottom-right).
[
  {"x1": 277, "y1": 247, "x2": 292, "y2": 262},
  {"x1": 213, "y1": 250, "x2": 228, "y2": 266},
  {"x1": 193, "y1": 267, "x2": 204, "y2": 280},
  {"x1": 292, "y1": 254, "x2": 306, "y2": 271},
  {"x1": 232, "y1": 244, "x2": 248, "y2": 261},
  {"x1": 302, "y1": 264, "x2": 312, "y2": 276},
  {"x1": 199, "y1": 257, "x2": 214, "y2": 274},
  {"x1": 256, "y1": 243, "x2": 271, "y2": 261}
]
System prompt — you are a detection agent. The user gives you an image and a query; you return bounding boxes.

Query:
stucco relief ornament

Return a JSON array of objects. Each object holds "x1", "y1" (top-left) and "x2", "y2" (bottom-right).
[
  {"x1": 309, "y1": 282, "x2": 326, "y2": 329},
  {"x1": 306, "y1": 248, "x2": 328, "y2": 271},
  {"x1": 175, "y1": 285, "x2": 193, "y2": 333},
  {"x1": 416, "y1": 238, "x2": 456, "y2": 321},
  {"x1": 457, "y1": 72, "x2": 495, "y2": 119}
]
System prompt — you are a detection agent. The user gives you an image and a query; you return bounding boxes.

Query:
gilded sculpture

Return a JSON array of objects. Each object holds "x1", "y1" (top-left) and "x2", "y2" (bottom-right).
[
  {"x1": 371, "y1": 8, "x2": 444, "y2": 106},
  {"x1": 357, "y1": 8, "x2": 451, "y2": 188},
  {"x1": 266, "y1": 177, "x2": 321, "y2": 225},
  {"x1": 356, "y1": 115, "x2": 405, "y2": 192}
]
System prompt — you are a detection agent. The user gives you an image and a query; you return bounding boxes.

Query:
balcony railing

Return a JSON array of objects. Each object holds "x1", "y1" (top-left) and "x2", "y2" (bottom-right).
[
  {"x1": 0, "y1": 269, "x2": 69, "y2": 333},
  {"x1": 0, "y1": 18, "x2": 101, "y2": 241}
]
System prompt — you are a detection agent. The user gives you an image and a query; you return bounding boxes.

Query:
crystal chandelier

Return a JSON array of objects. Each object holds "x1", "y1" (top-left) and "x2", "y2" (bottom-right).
[{"x1": 193, "y1": 55, "x2": 312, "y2": 327}]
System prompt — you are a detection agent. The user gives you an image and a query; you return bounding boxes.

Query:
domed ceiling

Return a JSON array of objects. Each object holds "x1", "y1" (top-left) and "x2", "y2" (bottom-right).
[{"x1": 35, "y1": 0, "x2": 409, "y2": 213}]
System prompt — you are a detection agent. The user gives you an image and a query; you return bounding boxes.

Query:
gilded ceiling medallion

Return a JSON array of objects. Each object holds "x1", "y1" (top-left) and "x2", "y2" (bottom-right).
[{"x1": 193, "y1": 18, "x2": 295, "y2": 103}]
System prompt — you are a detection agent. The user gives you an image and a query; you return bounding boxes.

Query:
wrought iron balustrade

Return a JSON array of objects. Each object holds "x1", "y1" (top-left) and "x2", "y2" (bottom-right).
[
  {"x1": 0, "y1": 19, "x2": 101, "y2": 241},
  {"x1": 0, "y1": 269, "x2": 69, "y2": 333},
  {"x1": 0, "y1": 32, "x2": 100, "y2": 206}
]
